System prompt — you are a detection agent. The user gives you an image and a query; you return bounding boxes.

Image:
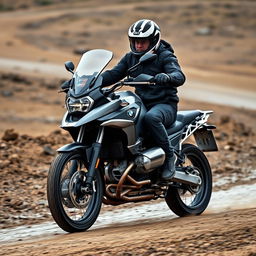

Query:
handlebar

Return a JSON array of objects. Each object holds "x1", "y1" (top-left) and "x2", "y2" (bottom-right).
[
  {"x1": 102, "y1": 80, "x2": 155, "y2": 96},
  {"x1": 122, "y1": 81, "x2": 155, "y2": 86}
]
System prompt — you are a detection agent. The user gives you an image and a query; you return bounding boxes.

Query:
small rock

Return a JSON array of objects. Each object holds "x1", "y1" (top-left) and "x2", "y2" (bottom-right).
[
  {"x1": 42, "y1": 145, "x2": 55, "y2": 155},
  {"x1": 249, "y1": 150, "x2": 256, "y2": 157},
  {"x1": 52, "y1": 129, "x2": 61, "y2": 135},
  {"x1": 215, "y1": 132, "x2": 228, "y2": 141},
  {"x1": 195, "y1": 27, "x2": 212, "y2": 36},
  {"x1": 1, "y1": 90, "x2": 13, "y2": 97},
  {"x1": 0, "y1": 142, "x2": 7, "y2": 149},
  {"x1": 227, "y1": 140, "x2": 236, "y2": 146},
  {"x1": 234, "y1": 122, "x2": 252, "y2": 136},
  {"x1": 9, "y1": 154, "x2": 19, "y2": 162},
  {"x1": 224, "y1": 145, "x2": 234, "y2": 151},
  {"x1": 6, "y1": 41, "x2": 13, "y2": 46},
  {"x1": 0, "y1": 159, "x2": 11, "y2": 168},
  {"x1": 224, "y1": 164, "x2": 233, "y2": 171},
  {"x1": 220, "y1": 115, "x2": 230, "y2": 124},
  {"x1": 2, "y1": 129, "x2": 19, "y2": 141},
  {"x1": 38, "y1": 200, "x2": 48, "y2": 206}
]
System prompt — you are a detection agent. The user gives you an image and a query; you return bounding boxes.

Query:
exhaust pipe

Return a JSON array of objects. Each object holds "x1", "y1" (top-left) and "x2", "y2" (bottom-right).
[
  {"x1": 134, "y1": 147, "x2": 201, "y2": 186},
  {"x1": 171, "y1": 171, "x2": 202, "y2": 186},
  {"x1": 135, "y1": 147, "x2": 165, "y2": 173}
]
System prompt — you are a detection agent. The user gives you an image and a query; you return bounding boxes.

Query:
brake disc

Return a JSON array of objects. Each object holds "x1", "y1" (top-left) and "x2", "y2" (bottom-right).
[
  {"x1": 61, "y1": 178, "x2": 74, "y2": 208},
  {"x1": 68, "y1": 171, "x2": 90, "y2": 209}
]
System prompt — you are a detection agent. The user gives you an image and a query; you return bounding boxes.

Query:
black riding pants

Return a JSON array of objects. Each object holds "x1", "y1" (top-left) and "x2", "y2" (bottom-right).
[{"x1": 143, "y1": 104, "x2": 177, "y2": 158}]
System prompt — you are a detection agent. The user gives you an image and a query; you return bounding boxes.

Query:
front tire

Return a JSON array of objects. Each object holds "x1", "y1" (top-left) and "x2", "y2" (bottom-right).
[
  {"x1": 47, "y1": 151, "x2": 103, "y2": 232},
  {"x1": 165, "y1": 143, "x2": 212, "y2": 216}
]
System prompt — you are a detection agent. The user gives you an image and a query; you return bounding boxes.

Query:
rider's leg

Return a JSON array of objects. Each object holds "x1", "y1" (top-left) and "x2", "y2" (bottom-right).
[{"x1": 144, "y1": 104, "x2": 177, "y2": 180}]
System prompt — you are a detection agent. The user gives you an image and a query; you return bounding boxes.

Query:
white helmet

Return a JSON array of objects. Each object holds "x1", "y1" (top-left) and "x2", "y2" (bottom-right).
[{"x1": 128, "y1": 19, "x2": 161, "y2": 55}]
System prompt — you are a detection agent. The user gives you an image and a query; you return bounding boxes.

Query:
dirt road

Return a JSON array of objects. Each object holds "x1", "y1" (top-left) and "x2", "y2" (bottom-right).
[
  {"x1": 1, "y1": 184, "x2": 256, "y2": 255},
  {"x1": 1, "y1": 183, "x2": 255, "y2": 242},
  {"x1": 1, "y1": 207, "x2": 256, "y2": 256}
]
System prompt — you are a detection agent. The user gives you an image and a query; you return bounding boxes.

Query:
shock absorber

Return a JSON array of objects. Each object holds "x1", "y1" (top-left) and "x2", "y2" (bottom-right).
[{"x1": 81, "y1": 127, "x2": 105, "y2": 195}]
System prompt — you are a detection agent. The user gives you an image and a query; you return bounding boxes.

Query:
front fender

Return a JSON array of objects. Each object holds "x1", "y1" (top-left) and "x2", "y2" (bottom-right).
[{"x1": 57, "y1": 142, "x2": 87, "y2": 153}]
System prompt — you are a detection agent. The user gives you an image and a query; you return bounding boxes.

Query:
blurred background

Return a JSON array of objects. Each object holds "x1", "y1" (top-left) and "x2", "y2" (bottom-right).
[
  {"x1": 0, "y1": 0, "x2": 255, "y2": 135},
  {"x1": 0, "y1": 0, "x2": 255, "y2": 236}
]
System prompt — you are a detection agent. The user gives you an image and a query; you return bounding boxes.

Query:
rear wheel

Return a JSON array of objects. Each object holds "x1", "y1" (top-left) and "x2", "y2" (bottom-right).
[
  {"x1": 165, "y1": 143, "x2": 212, "y2": 216},
  {"x1": 47, "y1": 151, "x2": 103, "y2": 232}
]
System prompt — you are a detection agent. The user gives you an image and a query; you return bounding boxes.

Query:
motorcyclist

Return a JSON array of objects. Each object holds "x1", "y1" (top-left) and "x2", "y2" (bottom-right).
[{"x1": 101, "y1": 19, "x2": 186, "y2": 181}]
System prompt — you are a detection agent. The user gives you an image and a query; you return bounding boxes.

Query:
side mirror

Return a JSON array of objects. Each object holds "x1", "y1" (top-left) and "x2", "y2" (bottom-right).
[
  {"x1": 65, "y1": 61, "x2": 75, "y2": 74},
  {"x1": 60, "y1": 80, "x2": 71, "y2": 91},
  {"x1": 139, "y1": 53, "x2": 157, "y2": 63},
  {"x1": 127, "y1": 53, "x2": 157, "y2": 74}
]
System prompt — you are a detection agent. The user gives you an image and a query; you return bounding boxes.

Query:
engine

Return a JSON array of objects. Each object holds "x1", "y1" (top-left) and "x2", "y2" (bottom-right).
[
  {"x1": 104, "y1": 147, "x2": 165, "y2": 183},
  {"x1": 104, "y1": 160, "x2": 128, "y2": 183}
]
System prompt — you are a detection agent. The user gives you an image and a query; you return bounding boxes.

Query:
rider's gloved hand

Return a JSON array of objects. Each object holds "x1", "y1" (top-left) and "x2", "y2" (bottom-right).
[{"x1": 154, "y1": 73, "x2": 171, "y2": 85}]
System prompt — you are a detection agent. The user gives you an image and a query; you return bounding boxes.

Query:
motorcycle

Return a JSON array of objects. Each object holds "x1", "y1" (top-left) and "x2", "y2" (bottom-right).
[{"x1": 47, "y1": 49, "x2": 218, "y2": 232}]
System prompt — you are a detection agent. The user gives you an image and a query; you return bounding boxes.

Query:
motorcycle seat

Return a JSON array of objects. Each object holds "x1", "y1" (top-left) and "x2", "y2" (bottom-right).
[
  {"x1": 177, "y1": 110, "x2": 202, "y2": 124},
  {"x1": 166, "y1": 110, "x2": 202, "y2": 135}
]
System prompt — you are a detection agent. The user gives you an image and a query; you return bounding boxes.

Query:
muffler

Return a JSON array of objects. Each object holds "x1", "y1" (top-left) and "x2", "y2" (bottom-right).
[
  {"x1": 171, "y1": 171, "x2": 202, "y2": 186},
  {"x1": 135, "y1": 147, "x2": 165, "y2": 173}
]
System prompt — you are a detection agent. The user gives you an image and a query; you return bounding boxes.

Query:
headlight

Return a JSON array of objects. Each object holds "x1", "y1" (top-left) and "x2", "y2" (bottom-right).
[{"x1": 66, "y1": 96, "x2": 94, "y2": 113}]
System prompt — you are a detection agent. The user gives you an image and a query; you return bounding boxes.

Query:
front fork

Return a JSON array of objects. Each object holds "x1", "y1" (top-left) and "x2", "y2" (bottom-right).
[{"x1": 79, "y1": 126, "x2": 105, "y2": 194}]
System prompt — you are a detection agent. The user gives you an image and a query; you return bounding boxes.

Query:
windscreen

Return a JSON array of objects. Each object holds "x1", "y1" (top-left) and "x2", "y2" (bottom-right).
[{"x1": 73, "y1": 49, "x2": 113, "y2": 95}]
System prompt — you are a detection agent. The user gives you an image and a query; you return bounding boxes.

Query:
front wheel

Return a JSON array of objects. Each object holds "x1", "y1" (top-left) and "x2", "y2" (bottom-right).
[
  {"x1": 165, "y1": 143, "x2": 212, "y2": 216},
  {"x1": 47, "y1": 151, "x2": 103, "y2": 232}
]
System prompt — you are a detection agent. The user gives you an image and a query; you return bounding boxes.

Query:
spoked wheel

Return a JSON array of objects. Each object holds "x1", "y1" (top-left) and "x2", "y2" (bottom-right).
[
  {"x1": 165, "y1": 143, "x2": 212, "y2": 216},
  {"x1": 47, "y1": 151, "x2": 103, "y2": 232}
]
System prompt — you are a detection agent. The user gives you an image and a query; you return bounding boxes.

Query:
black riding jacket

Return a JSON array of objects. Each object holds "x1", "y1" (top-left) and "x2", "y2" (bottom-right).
[{"x1": 101, "y1": 40, "x2": 186, "y2": 109}]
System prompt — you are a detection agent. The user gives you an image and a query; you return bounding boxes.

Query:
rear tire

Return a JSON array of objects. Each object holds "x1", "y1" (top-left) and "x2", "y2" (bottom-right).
[
  {"x1": 47, "y1": 152, "x2": 103, "y2": 232},
  {"x1": 165, "y1": 144, "x2": 212, "y2": 216}
]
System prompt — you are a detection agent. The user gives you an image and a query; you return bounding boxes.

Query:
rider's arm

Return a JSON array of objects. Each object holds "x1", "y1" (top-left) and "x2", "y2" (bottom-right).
[
  {"x1": 101, "y1": 54, "x2": 129, "y2": 87},
  {"x1": 161, "y1": 52, "x2": 186, "y2": 87}
]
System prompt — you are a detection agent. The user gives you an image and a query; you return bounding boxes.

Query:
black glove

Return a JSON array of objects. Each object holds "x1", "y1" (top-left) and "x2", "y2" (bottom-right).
[{"x1": 154, "y1": 73, "x2": 171, "y2": 85}]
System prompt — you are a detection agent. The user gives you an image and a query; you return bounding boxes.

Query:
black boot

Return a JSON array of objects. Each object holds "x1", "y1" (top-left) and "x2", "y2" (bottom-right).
[{"x1": 161, "y1": 154, "x2": 177, "y2": 181}]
